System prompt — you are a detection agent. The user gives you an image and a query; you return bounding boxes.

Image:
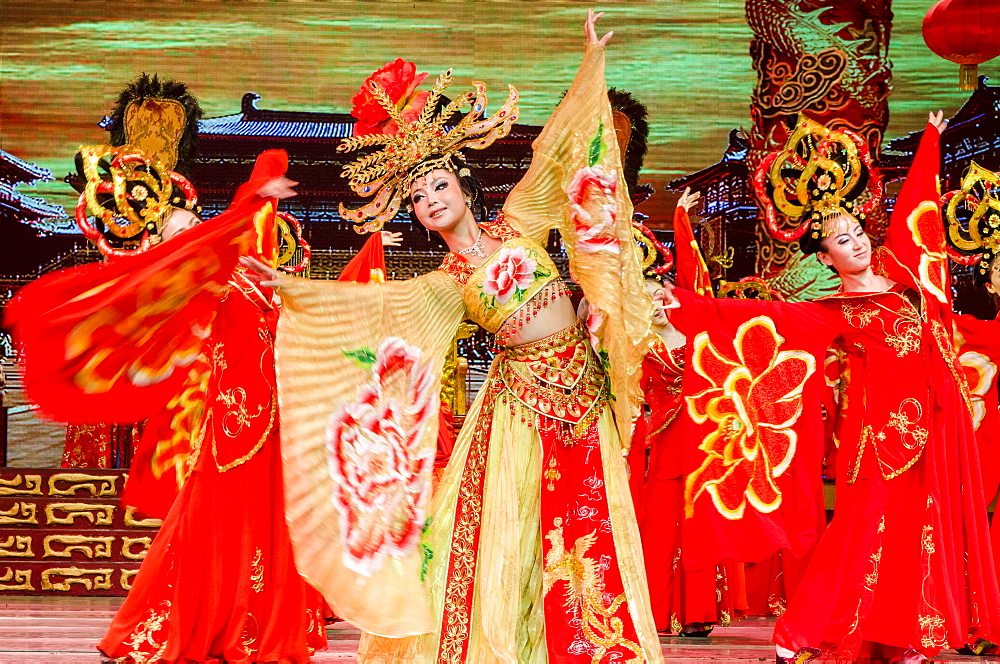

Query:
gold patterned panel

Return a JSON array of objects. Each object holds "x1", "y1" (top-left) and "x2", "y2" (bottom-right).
[
  {"x1": 41, "y1": 567, "x2": 114, "y2": 591},
  {"x1": 48, "y1": 473, "x2": 118, "y2": 498},
  {"x1": 122, "y1": 536, "x2": 152, "y2": 560},
  {"x1": 45, "y1": 503, "x2": 114, "y2": 526},
  {"x1": 0, "y1": 474, "x2": 43, "y2": 496},
  {"x1": 0, "y1": 567, "x2": 33, "y2": 591},
  {"x1": 0, "y1": 535, "x2": 33, "y2": 558},
  {"x1": 120, "y1": 568, "x2": 139, "y2": 591},
  {"x1": 124, "y1": 506, "x2": 163, "y2": 528},
  {"x1": 0, "y1": 501, "x2": 39, "y2": 525},
  {"x1": 42, "y1": 535, "x2": 114, "y2": 559}
]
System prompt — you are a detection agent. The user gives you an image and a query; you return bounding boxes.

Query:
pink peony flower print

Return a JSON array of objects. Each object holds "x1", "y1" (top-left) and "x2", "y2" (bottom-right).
[
  {"x1": 482, "y1": 246, "x2": 538, "y2": 305},
  {"x1": 568, "y1": 165, "x2": 621, "y2": 255},
  {"x1": 326, "y1": 337, "x2": 437, "y2": 576}
]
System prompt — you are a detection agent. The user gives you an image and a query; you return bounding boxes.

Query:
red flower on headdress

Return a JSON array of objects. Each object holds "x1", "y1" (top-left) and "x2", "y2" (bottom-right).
[{"x1": 351, "y1": 59, "x2": 431, "y2": 136}]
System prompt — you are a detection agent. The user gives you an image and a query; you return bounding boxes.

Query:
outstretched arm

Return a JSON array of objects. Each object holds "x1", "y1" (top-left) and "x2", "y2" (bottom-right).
[{"x1": 501, "y1": 10, "x2": 620, "y2": 244}]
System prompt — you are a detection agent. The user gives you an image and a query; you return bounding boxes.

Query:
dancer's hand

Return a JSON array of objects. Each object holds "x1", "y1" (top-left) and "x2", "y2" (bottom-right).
[
  {"x1": 677, "y1": 187, "x2": 701, "y2": 213},
  {"x1": 657, "y1": 281, "x2": 680, "y2": 310},
  {"x1": 380, "y1": 231, "x2": 403, "y2": 247},
  {"x1": 584, "y1": 9, "x2": 613, "y2": 47},
  {"x1": 240, "y1": 256, "x2": 282, "y2": 288},
  {"x1": 929, "y1": 110, "x2": 948, "y2": 134},
  {"x1": 257, "y1": 176, "x2": 298, "y2": 200}
]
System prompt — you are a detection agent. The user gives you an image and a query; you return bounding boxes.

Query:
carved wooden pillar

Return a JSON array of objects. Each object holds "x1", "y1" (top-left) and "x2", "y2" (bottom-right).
[{"x1": 746, "y1": 0, "x2": 893, "y2": 286}]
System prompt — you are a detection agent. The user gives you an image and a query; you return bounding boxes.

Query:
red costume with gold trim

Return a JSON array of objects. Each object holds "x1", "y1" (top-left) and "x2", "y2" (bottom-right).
[
  {"x1": 670, "y1": 126, "x2": 1000, "y2": 660},
  {"x1": 7, "y1": 150, "x2": 328, "y2": 662}
]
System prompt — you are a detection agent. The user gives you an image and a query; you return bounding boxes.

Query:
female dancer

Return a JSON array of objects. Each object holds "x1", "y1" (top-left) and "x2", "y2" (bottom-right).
[
  {"x1": 246, "y1": 10, "x2": 662, "y2": 662},
  {"x1": 8, "y1": 148, "x2": 329, "y2": 662},
  {"x1": 660, "y1": 113, "x2": 1000, "y2": 662},
  {"x1": 634, "y1": 190, "x2": 748, "y2": 637}
]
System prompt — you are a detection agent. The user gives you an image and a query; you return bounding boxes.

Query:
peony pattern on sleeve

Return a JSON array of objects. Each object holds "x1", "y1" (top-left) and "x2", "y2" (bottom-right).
[
  {"x1": 326, "y1": 337, "x2": 437, "y2": 577},
  {"x1": 684, "y1": 316, "x2": 816, "y2": 520}
]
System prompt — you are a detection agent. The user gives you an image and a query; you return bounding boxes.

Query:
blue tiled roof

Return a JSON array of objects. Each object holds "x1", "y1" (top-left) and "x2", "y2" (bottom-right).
[
  {"x1": 199, "y1": 113, "x2": 355, "y2": 138},
  {"x1": 0, "y1": 183, "x2": 66, "y2": 217},
  {"x1": 0, "y1": 149, "x2": 53, "y2": 185}
]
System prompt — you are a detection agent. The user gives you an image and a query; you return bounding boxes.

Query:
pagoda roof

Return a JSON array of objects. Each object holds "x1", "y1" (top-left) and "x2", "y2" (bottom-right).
[
  {"x1": 0, "y1": 182, "x2": 66, "y2": 223},
  {"x1": 884, "y1": 76, "x2": 1000, "y2": 156},
  {"x1": 198, "y1": 93, "x2": 356, "y2": 139},
  {"x1": 0, "y1": 149, "x2": 54, "y2": 186},
  {"x1": 198, "y1": 92, "x2": 542, "y2": 143},
  {"x1": 667, "y1": 129, "x2": 750, "y2": 190}
]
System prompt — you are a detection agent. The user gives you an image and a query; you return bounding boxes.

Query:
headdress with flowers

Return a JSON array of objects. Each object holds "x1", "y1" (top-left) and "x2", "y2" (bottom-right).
[
  {"x1": 752, "y1": 114, "x2": 883, "y2": 244},
  {"x1": 943, "y1": 161, "x2": 1000, "y2": 285},
  {"x1": 338, "y1": 60, "x2": 519, "y2": 233}
]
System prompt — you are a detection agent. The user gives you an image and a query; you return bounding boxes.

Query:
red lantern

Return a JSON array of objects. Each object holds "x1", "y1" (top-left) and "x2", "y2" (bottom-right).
[{"x1": 923, "y1": 0, "x2": 1000, "y2": 90}]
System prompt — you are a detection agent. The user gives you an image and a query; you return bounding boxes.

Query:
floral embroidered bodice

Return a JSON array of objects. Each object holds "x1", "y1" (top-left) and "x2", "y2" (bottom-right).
[{"x1": 438, "y1": 213, "x2": 567, "y2": 341}]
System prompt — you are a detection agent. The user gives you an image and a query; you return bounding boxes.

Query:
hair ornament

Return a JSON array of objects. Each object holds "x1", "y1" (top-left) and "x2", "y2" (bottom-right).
[
  {"x1": 338, "y1": 61, "x2": 519, "y2": 233},
  {"x1": 943, "y1": 161, "x2": 1000, "y2": 284},
  {"x1": 752, "y1": 114, "x2": 882, "y2": 243}
]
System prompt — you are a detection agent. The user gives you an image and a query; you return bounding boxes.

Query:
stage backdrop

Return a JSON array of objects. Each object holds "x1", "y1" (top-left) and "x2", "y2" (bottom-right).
[{"x1": 2, "y1": 0, "x2": 997, "y2": 221}]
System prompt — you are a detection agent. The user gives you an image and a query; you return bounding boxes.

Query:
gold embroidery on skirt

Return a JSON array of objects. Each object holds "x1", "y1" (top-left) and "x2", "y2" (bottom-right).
[
  {"x1": 542, "y1": 517, "x2": 643, "y2": 660},
  {"x1": 124, "y1": 600, "x2": 171, "y2": 664}
]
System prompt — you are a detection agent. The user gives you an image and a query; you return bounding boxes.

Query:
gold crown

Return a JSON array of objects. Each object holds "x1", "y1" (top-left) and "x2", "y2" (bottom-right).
[
  {"x1": 944, "y1": 161, "x2": 1000, "y2": 278},
  {"x1": 337, "y1": 69, "x2": 519, "y2": 233},
  {"x1": 753, "y1": 115, "x2": 881, "y2": 243}
]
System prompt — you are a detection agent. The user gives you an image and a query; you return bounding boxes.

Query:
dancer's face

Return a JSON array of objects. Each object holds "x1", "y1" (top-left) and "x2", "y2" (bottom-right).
[
  {"x1": 646, "y1": 279, "x2": 669, "y2": 326},
  {"x1": 409, "y1": 169, "x2": 472, "y2": 234},
  {"x1": 816, "y1": 215, "x2": 871, "y2": 275},
  {"x1": 985, "y1": 259, "x2": 1000, "y2": 295},
  {"x1": 159, "y1": 208, "x2": 201, "y2": 241}
]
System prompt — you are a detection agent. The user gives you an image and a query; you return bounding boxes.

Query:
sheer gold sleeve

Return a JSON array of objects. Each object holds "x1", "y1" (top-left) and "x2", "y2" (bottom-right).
[
  {"x1": 274, "y1": 270, "x2": 465, "y2": 637},
  {"x1": 505, "y1": 43, "x2": 653, "y2": 447},
  {"x1": 502, "y1": 44, "x2": 611, "y2": 245}
]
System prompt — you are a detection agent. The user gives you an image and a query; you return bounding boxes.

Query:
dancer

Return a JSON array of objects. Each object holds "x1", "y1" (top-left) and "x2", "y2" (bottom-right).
[
  {"x1": 634, "y1": 190, "x2": 748, "y2": 637},
  {"x1": 7, "y1": 147, "x2": 329, "y2": 662},
  {"x1": 942, "y1": 163, "x2": 1000, "y2": 656},
  {"x1": 246, "y1": 10, "x2": 662, "y2": 661},
  {"x1": 660, "y1": 113, "x2": 1000, "y2": 661}
]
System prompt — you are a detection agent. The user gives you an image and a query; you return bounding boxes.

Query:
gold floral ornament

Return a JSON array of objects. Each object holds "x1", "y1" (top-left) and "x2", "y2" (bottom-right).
[
  {"x1": 752, "y1": 114, "x2": 882, "y2": 243},
  {"x1": 338, "y1": 60, "x2": 519, "y2": 233},
  {"x1": 684, "y1": 316, "x2": 816, "y2": 520},
  {"x1": 943, "y1": 161, "x2": 1000, "y2": 283},
  {"x1": 76, "y1": 144, "x2": 199, "y2": 257}
]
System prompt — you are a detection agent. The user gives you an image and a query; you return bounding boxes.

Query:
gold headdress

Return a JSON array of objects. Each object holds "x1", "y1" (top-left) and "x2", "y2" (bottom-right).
[
  {"x1": 74, "y1": 144, "x2": 199, "y2": 257},
  {"x1": 753, "y1": 114, "x2": 882, "y2": 244},
  {"x1": 338, "y1": 65, "x2": 519, "y2": 233},
  {"x1": 943, "y1": 161, "x2": 1000, "y2": 284}
]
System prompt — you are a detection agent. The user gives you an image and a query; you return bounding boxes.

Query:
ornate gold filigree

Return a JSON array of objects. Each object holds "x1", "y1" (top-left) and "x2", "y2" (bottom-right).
[
  {"x1": 42, "y1": 535, "x2": 113, "y2": 559},
  {"x1": 47, "y1": 473, "x2": 117, "y2": 497},
  {"x1": 44, "y1": 502, "x2": 114, "y2": 526},
  {"x1": 0, "y1": 474, "x2": 42, "y2": 496},
  {"x1": 0, "y1": 535, "x2": 32, "y2": 558},
  {"x1": 41, "y1": 567, "x2": 113, "y2": 591}
]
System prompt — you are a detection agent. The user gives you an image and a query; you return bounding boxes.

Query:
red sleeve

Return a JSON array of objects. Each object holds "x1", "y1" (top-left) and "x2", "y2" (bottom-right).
[
  {"x1": 668, "y1": 288, "x2": 845, "y2": 570},
  {"x1": 883, "y1": 125, "x2": 950, "y2": 306}
]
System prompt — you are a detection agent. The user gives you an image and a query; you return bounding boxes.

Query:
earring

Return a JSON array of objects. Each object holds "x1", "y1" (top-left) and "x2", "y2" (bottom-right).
[{"x1": 426, "y1": 228, "x2": 431, "y2": 241}]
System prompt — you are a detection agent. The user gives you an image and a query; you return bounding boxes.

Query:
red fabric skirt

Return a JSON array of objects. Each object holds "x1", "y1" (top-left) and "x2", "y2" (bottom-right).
[
  {"x1": 773, "y1": 375, "x2": 1000, "y2": 660},
  {"x1": 98, "y1": 429, "x2": 327, "y2": 663}
]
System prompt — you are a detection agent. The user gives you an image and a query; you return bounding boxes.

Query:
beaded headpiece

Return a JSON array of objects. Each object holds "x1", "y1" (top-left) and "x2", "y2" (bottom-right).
[
  {"x1": 338, "y1": 63, "x2": 519, "y2": 233},
  {"x1": 943, "y1": 161, "x2": 1000, "y2": 285},
  {"x1": 75, "y1": 144, "x2": 199, "y2": 257},
  {"x1": 753, "y1": 114, "x2": 882, "y2": 243}
]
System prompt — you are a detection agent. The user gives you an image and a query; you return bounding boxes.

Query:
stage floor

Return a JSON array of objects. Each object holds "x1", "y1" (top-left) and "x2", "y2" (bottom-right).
[{"x1": 0, "y1": 596, "x2": 993, "y2": 663}]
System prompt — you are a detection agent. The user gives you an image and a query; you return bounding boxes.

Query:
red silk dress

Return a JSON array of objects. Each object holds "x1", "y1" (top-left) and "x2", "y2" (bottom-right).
[
  {"x1": 98, "y1": 276, "x2": 328, "y2": 662},
  {"x1": 638, "y1": 337, "x2": 747, "y2": 633},
  {"x1": 669, "y1": 126, "x2": 1000, "y2": 660}
]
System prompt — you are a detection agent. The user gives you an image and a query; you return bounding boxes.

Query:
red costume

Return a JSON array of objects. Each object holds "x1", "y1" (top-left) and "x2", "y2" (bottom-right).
[
  {"x1": 670, "y1": 124, "x2": 1000, "y2": 660},
  {"x1": 7, "y1": 150, "x2": 327, "y2": 662}
]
